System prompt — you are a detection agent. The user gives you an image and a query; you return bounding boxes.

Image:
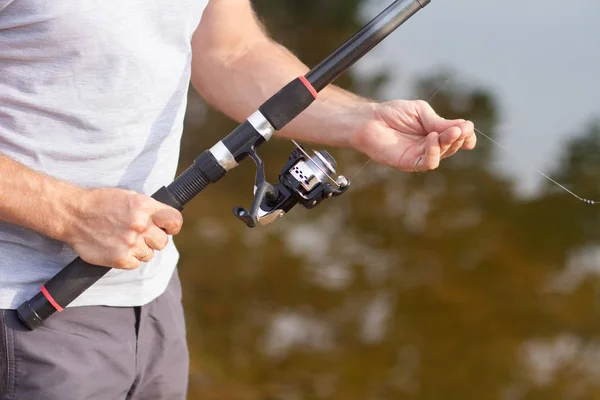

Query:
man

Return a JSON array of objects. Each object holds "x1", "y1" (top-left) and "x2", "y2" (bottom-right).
[{"x1": 0, "y1": 0, "x2": 475, "y2": 398}]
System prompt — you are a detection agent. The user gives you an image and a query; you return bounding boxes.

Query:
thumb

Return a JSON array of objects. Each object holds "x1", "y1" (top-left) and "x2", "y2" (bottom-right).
[
  {"x1": 151, "y1": 207, "x2": 183, "y2": 235},
  {"x1": 417, "y1": 101, "x2": 465, "y2": 133},
  {"x1": 418, "y1": 132, "x2": 441, "y2": 171}
]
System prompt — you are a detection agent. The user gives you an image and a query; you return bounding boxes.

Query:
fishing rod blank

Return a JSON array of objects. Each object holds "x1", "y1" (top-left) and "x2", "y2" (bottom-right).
[
  {"x1": 307, "y1": 0, "x2": 431, "y2": 91},
  {"x1": 17, "y1": 0, "x2": 432, "y2": 330}
]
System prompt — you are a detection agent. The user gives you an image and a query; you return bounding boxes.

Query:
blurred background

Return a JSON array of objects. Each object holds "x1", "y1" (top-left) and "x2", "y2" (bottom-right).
[{"x1": 178, "y1": 0, "x2": 600, "y2": 398}]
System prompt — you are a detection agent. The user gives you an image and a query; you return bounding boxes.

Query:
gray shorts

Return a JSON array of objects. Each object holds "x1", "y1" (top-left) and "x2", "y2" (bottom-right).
[{"x1": 0, "y1": 269, "x2": 189, "y2": 400}]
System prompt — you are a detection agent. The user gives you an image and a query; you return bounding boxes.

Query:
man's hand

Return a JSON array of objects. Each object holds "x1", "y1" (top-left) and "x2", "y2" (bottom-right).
[
  {"x1": 0, "y1": 155, "x2": 184, "y2": 271},
  {"x1": 351, "y1": 100, "x2": 477, "y2": 172},
  {"x1": 64, "y1": 189, "x2": 183, "y2": 271}
]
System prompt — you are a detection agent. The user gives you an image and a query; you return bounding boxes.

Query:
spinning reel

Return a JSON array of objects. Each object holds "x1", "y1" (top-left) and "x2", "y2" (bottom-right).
[{"x1": 234, "y1": 144, "x2": 350, "y2": 227}]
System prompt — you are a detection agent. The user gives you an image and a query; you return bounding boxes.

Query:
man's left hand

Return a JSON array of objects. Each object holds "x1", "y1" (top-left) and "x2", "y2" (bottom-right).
[{"x1": 351, "y1": 100, "x2": 477, "y2": 172}]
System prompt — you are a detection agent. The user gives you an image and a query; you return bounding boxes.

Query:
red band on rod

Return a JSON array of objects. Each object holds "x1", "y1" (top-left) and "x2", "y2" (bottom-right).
[
  {"x1": 41, "y1": 285, "x2": 64, "y2": 312},
  {"x1": 299, "y1": 76, "x2": 318, "y2": 99}
]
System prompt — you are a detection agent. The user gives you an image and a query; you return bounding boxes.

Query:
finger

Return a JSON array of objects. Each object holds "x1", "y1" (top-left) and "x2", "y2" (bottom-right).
[
  {"x1": 115, "y1": 255, "x2": 142, "y2": 271},
  {"x1": 416, "y1": 101, "x2": 467, "y2": 133},
  {"x1": 133, "y1": 244, "x2": 155, "y2": 263},
  {"x1": 151, "y1": 207, "x2": 183, "y2": 235},
  {"x1": 462, "y1": 126, "x2": 477, "y2": 150},
  {"x1": 144, "y1": 224, "x2": 169, "y2": 251},
  {"x1": 458, "y1": 120, "x2": 475, "y2": 141},
  {"x1": 438, "y1": 126, "x2": 462, "y2": 157},
  {"x1": 442, "y1": 138, "x2": 465, "y2": 159},
  {"x1": 413, "y1": 156, "x2": 423, "y2": 172},
  {"x1": 439, "y1": 120, "x2": 475, "y2": 156},
  {"x1": 416, "y1": 102, "x2": 478, "y2": 146},
  {"x1": 419, "y1": 132, "x2": 441, "y2": 171}
]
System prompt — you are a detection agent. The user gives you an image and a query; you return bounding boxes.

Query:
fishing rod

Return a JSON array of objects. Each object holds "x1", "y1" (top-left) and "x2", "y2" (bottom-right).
[{"x1": 17, "y1": 0, "x2": 432, "y2": 330}]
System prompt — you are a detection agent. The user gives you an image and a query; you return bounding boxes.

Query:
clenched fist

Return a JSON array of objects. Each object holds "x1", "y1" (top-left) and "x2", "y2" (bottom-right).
[{"x1": 63, "y1": 188, "x2": 183, "y2": 270}]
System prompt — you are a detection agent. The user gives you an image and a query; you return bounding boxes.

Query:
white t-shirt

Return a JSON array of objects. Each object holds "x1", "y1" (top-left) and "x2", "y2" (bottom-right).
[{"x1": 0, "y1": 0, "x2": 208, "y2": 309}]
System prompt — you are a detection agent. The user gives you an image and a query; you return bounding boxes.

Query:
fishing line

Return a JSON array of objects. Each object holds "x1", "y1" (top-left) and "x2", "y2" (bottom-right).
[
  {"x1": 343, "y1": 78, "x2": 598, "y2": 205},
  {"x1": 473, "y1": 127, "x2": 597, "y2": 204}
]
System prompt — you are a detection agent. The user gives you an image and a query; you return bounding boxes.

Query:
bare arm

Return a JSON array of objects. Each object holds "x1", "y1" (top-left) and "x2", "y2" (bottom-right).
[
  {"x1": 0, "y1": 155, "x2": 182, "y2": 270},
  {"x1": 191, "y1": 0, "x2": 371, "y2": 150},
  {"x1": 0, "y1": 155, "x2": 81, "y2": 241},
  {"x1": 191, "y1": 0, "x2": 476, "y2": 172}
]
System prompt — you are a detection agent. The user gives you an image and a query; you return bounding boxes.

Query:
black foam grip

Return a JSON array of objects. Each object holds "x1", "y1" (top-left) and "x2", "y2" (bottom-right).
[
  {"x1": 17, "y1": 154, "x2": 224, "y2": 330},
  {"x1": 258, "y1": 78, "x2": 316, "y2": 131},
  {"x1": 17, "y1": 258, "x2": 112, "y2": 330}
]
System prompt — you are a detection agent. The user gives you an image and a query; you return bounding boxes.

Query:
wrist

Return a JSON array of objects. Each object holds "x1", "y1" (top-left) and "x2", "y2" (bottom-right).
[
  {"x1": 50, "y1": 182, "x2": 88, "y2": 245},
  {"x1": 345, "y1": 101, "x2": 378, "y2": 150},
  {"x1": 275, "y1": 87, "x2": 378, "y2": 149},
  {"x1": 314, "y1": 84, "x2": 379, "y2": 149}
]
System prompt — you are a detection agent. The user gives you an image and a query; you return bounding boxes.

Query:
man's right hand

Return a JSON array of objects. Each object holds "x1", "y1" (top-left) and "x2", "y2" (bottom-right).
[{"x1": 64, "y1": 188, "x2": 184, "y2": 270}]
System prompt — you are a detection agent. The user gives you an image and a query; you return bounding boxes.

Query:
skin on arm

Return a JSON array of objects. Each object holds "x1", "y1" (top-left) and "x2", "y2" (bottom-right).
[
  {"x1": 191, "y1": 0, "x2": 369, "y2": 148},
  {"x1": 192, "y1": 0, "x2": 476, "y2": 172},
  {"x1": 0, "y1": 155, "x2": 183, "y2": 270}
]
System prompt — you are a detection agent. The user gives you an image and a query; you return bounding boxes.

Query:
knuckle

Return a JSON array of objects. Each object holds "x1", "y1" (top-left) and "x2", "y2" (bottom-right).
[
  {"x1": 127, "y1": 192, "x2": 145, "y2": 209},
  {"x1": 155, "y1": 234, "x2": 169, "y2": 251},
  {"x1": 142, "y1": 248, "x2": 154, "y2": 260},
  {"x1": 130, "y1": 211, "x2": 149, "y2": 232},
  {"x1": 414, "y1": 99, "x2": 429, "y2": 110},
  {"x1": 123, "y1": 231, "x2": 138, "y2": 247}
]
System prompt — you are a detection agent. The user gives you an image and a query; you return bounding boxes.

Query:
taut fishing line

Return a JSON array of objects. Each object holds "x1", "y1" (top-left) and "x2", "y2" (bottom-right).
[
  {"x1": 341, "y1": 78, "x2": 598, "y2": 205},
  {"x1": 472, "y1": 127, "x2": 597, "y2": 204}
]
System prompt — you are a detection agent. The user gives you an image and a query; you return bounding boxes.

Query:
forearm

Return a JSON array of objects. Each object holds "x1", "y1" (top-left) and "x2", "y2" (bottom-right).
[
  {"x1": 0, "y1": 155, "x2": 81, "y2": 242},
  {"x1": 191, "y1": 14, "x2": 374, "y2": 149},
  {"x1": 190, "y1": 0, "x2": 475, "y2": 176}
]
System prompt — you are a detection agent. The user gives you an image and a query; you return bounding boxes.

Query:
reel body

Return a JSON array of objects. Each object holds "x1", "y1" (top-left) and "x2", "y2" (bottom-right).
[{"x1": 234, "y1": 146, "x2": 350, "y2": 227}]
